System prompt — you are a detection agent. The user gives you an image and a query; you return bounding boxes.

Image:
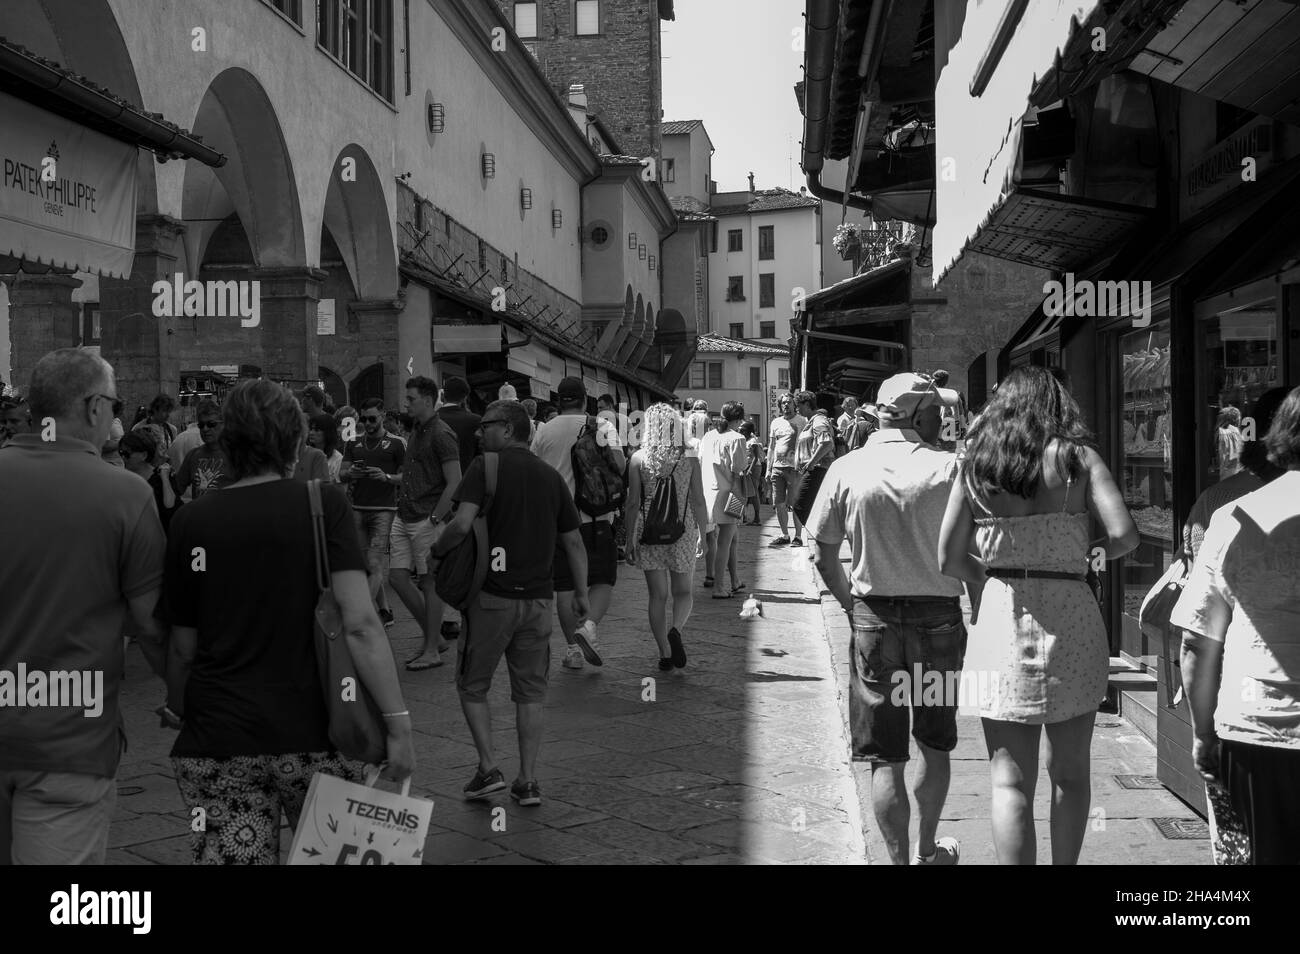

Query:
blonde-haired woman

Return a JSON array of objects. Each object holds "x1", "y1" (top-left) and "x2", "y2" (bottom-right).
[{"x1": 626, "y1": 403, "x2": 711, "y2": 670}]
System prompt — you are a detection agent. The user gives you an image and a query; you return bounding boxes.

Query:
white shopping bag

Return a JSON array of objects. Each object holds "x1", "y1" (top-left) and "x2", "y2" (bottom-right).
[{"x1": 288, "y1": 768, "x2": 434, "y2": 865}]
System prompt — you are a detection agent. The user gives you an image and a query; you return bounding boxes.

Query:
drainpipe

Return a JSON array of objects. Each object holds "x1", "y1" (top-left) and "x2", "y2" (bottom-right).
[{"x1": 801, "y1": 0, "x2": 886, "y2": 212}]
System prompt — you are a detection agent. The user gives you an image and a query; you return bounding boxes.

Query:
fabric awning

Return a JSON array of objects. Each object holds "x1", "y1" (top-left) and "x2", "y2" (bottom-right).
[
  {"x1": 0, "y1": 92, "x2": 138, "y2": 278},
  {"x1": 933, "y1": 0, "x2": 1101, "y2": 283}
]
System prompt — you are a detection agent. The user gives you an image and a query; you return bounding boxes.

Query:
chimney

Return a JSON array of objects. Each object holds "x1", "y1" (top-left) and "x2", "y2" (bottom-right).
[
  {"x1": 748, "y1": 171, "x2": 755, "y2": 193},
  {"x1": 568, "y1": 84, "x2": 588, "y2": 109}
]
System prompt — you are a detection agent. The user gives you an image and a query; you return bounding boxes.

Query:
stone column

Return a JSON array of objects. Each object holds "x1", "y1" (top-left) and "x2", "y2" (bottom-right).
[
  {"x1": 1, "y1": 270, "x2": 83, "y2": 393},
  {"x1": 347, "y1": 297, "x2": 405, "y2": 408},
  {"x1": 253, "y1": 266, "x2": 328, "y2": 392},
  {"x1": 100, "y1": 214, "x2": 185, "y2": 406}
]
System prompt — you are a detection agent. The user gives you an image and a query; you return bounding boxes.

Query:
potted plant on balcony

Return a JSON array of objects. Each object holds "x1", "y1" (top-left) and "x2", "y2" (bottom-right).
[{"x1": 832, "y1": 223, "x2": 864, "y2": 261}]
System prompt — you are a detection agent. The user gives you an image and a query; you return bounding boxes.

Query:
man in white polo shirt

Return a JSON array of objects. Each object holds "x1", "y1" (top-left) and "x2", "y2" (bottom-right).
[{"x1": 805, "y1": 371, "x2": 966, "y2": 866}]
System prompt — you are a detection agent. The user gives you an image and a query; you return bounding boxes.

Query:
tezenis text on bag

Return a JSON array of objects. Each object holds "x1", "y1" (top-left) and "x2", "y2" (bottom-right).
[{"x1": 345, "y1": 797, "x2": 422, "y2": 830}]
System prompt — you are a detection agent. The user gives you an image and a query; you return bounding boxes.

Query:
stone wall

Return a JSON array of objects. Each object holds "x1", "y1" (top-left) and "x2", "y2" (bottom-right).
[{"x1": 910, "y1": 252, "x2": 1050, "y2": 400}]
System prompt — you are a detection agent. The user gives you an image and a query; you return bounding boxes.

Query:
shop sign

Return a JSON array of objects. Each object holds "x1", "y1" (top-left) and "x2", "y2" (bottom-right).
[
  {"x1": 317, "y1": 299, "x2": 335, "y2": 336},
  {"x1": 1184, "y1": 117, "x2": 1275, "y2": 215},
  {"x1": 432, "y1": 323, "x2": 501, "y2": 352},
  {"x1": 0, "y1": 92, "x2": 138, "y2": 278}
]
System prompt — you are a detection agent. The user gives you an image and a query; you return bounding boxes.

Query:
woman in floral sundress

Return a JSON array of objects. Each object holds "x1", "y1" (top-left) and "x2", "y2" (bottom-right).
[{"x1": 625, "y1": 403, "x2": 712, "y2": 671}]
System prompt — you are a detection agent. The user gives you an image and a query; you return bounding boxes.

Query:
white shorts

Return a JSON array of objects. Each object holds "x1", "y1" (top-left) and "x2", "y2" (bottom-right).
[{"x1": 389, "y1": 517, "x2": 439, "y2": 575}]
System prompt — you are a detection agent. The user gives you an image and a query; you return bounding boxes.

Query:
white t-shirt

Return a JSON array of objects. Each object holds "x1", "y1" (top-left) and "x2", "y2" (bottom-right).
[
  {"x1": 531, "y1": 412, "x2": 625, "y2": 524},
  {"x1": 768, "y1": 414, "x2": 806, "y2": 469},
  {"x1": 1171, "y1": 471, "x2": 1300, "y2": 749},
  {"x1": 701, "y1": 428, "x2": 748, "y2": 510}
]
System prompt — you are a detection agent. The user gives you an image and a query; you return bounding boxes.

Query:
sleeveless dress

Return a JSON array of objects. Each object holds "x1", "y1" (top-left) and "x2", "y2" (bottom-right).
[
  {"x1": 969, "y1": 500, "x2": 1109, "y2": 724},
  {"x1": 635, "y1": 451, "x2": 700, "y2": 573}
]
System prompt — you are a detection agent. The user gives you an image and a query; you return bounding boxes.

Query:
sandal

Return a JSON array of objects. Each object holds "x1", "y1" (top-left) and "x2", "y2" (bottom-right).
[
  {"x1": 773, "y1": 535, "x2": 791, "y2": 545},
  {"x1": 731, "y1": 582, "x2": 747, "y2": 594},
  {"x1": 703, "y1": 576, "x2": 714, "y2": 588}
]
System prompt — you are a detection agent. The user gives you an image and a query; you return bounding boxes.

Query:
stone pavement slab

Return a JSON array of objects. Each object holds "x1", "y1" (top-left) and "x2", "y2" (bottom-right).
[{"x1": 112, "y1": 520, "x2": 864, "y2": 864}]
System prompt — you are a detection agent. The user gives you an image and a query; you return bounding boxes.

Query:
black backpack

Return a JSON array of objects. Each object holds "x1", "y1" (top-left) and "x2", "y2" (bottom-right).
[
  {"x1": 571, "y1": 415, "x2": 626, "y2": 518},
  {"x1": 639, "y1": 450, "x2": 685, "y2": 545},
  {"x1": 433, "y1": 452, "x2": 498, "y2": 611}
]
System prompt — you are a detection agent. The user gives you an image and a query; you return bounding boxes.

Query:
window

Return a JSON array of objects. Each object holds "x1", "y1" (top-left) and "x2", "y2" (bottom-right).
[
  {"x1": 759, "y1": 320, "x2": 776, "y2": 339},
  {"x1": 759, "y1": 225, "x2": 775, "y2": 260},
  {"x1": 689, "y1": 361, "x2": 723, "y2": 390},
  {"x1": 778, "y1": 367, "x2": 790, "y2": 389},
  {"x1": 710, "y1": 222, "x2": 718, "y2": 253},
  {"x1": 575, "y1": 0, "x2": 599, "y2": 35},
  {"x1": 318, "y1": 0, "x2": 394, "y2": 101},
  {"x1": 263, "y1": 0, "x2": 303, "y2": 24},
  {"x1": 727, "y1": 229, "x2": 743, "y2": 252},
  {"x1": 729, "y1": 322, "x2": 744, "y2": 339},
  {"x1": 726, "y1": 276, "x2": 744, "y2": 302},
  {"x1": 514, "y1": 1, "x2": 537, "y2": 38},
  {"x1": 662, "y1": 158, "x2": 675, "y2": 183},
  {"x1": 759, "y1": 273, "x2": 775, "y2": 309},
  {"x1": 749, "y1": 367, "x2": 761, "y2": 391},
  {"x1": 591, "y1": 226, "x2": 609, "y2": 245}
]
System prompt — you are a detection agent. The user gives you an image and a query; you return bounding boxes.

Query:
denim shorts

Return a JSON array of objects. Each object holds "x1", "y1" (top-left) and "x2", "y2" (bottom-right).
[{"x1": 849, "y1": 596, "x2": 967, "y2": 763}]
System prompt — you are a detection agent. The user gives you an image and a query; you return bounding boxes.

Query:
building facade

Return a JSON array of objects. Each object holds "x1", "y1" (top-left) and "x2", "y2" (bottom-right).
[
  {"x1": 683, "y1": 333, "x2": 787, "y2": 438},
  {"x1": 1, "y1": 0, "x2": 682, "y2": 416}
]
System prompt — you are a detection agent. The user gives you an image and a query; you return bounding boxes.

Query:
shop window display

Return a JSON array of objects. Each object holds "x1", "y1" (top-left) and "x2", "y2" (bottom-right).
[
  {"x1": 1119, "y1": 325, "x2": 1172, "y2": 632},
  {"x1": 1201, "y1": 307, "x2": 1279, "y2": 485}
]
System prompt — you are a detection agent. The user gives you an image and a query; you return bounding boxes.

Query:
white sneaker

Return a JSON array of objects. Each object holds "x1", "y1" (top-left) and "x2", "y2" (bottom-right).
[
  {"x1": 574, "y1": 620, "x2": 603, "y2": 666},
  {"x1": 562, "y1": 644, "x2": 585, "y2": 670},
  {"x1": 914, "y1": 836, "x2": 960, "y2": 865}
]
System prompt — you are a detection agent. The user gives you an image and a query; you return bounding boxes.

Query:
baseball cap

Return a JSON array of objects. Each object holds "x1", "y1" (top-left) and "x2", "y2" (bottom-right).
[
  {"x1": 557, "y1": 376, "x2": 586, "y2": 401},
  {"x1": 875, "y1": 373, "x2": 960, "y2": 421}
]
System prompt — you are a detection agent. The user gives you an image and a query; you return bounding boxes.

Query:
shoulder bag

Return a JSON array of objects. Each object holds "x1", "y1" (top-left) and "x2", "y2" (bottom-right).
[
  {"x1": 308, "y1": 479, "x2": 387, "y2": 765},
  {"x1": 433, "y1": 452, "x2": 499, "y2": 611}
]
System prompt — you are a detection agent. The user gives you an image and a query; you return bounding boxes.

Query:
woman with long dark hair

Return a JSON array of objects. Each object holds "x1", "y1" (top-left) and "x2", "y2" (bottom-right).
[
  {"x1": 938, "y1": 366, "x2": 1137, "y2": 864},
  {"x1": 307, "y1": 412, "x2": 343, "y2": 483}
]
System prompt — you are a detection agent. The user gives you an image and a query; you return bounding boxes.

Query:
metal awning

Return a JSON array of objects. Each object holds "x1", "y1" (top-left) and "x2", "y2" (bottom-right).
[
  {"x1": 933, "y1": 0, "x2": 1105, "y2": 281},
  {"x1": 802, "y1": 257, "x2": 911, "y2": 310},
  {"x1": 965, "y1": 189, "x2": 1150, "y2": 272}
]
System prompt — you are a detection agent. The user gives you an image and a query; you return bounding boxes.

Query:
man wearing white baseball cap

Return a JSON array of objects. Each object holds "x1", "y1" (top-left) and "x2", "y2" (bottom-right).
[{"x1": 806, "y1": 371, "x2": 967, "y2": 865}]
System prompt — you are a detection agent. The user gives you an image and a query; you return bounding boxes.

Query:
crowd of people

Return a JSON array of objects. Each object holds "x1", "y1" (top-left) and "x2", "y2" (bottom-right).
[{"x1": 2, "y1": 347, "x2": 1295, "y2": 867}]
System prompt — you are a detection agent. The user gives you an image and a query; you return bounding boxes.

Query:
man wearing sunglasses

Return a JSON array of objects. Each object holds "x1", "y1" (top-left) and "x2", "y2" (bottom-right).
[
  {"x1": 0, "y1": 348, "x2": 167, "y2": 863},
  {"x1": 342, "y1": 397, "x2": 406, "y2": 625},
  {"x1": 173, "y1": 399, "x2": 232, "y2": 501}
]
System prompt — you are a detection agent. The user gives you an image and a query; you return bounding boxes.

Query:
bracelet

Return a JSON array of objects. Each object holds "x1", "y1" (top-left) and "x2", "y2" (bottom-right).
[{"x1": 381, "y1": 710, "x2": 410, "y2": 719}]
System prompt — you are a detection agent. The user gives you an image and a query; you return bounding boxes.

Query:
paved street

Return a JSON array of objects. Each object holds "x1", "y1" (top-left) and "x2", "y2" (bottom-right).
[{"x1": 111, "y1": 517, "x2": 1210, "y2": 865}]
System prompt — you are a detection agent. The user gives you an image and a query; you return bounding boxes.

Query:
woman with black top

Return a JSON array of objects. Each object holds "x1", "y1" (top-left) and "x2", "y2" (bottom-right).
[
  {"x1": 161, "y1": 379, "x2": 413, "y2": 864},
  {"x1": 119, "y1": 430, "x2": 178, "y2": 533}
]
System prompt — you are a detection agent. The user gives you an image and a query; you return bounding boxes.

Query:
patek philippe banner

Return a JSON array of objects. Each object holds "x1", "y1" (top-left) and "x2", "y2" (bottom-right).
[{"x1": 0, "y1": 92, "x2": 139, "y2": 278}]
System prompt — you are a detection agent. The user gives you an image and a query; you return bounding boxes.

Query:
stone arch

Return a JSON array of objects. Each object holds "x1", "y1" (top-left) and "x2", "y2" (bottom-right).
[
  {"x1": 634, "y1": 293, "x2": 645, "y2": 338},
  {"x1": 2, "y1": 0, "x2": 159, "y2": 216},
  {"x1": 322, "y1": 145, "x2": 398, "y2": 300},
  {"x1": 319, "y1": 366, "x2": 347, "y2": 409},
  {"x1": 181, "y1": 68, "x2": 306, "y2": 273}
]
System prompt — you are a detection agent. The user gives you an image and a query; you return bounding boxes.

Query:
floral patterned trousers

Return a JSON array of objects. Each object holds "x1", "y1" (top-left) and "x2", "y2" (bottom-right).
[{"x1": 173, "y1": 752, "x2": 358, "y2": 864}]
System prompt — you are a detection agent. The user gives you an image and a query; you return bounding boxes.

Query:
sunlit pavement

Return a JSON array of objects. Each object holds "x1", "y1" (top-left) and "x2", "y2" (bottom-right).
[{"x1": 110, "y1": 515, "x2": 1205, "y2": 864}]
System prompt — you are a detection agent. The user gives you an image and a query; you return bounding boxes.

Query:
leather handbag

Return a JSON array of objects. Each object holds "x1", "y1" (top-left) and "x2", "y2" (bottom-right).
[
  {"x1": 1138, "y1": 550, "x2": 1190, "y2": 640},
  {"x1": 723, "y1": 492, "x2": 745, "y2": 519},
  {"x1": 308, "y1": 479, "x2": 387, "y2": 765}
]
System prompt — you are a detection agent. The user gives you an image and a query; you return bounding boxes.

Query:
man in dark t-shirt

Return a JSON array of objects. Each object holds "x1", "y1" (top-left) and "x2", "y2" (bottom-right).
[
  {"x1": 342, "y1": 398, "x2": 406, "y2": 623},
  {"x1": 437, "y1": 375, "x2": 482, "y2": 473},
  {"x1": 175, "y1": 405, "x2": 232, "y2": 500},
  {"x1": 432, "y1": 400, "x2": 588, "y2": 807}
]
